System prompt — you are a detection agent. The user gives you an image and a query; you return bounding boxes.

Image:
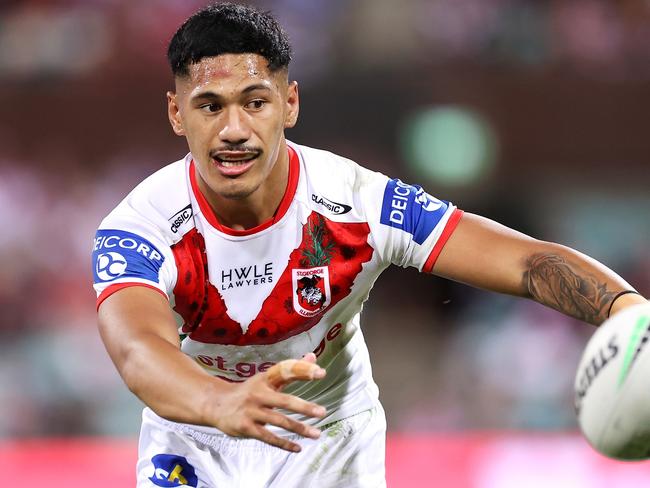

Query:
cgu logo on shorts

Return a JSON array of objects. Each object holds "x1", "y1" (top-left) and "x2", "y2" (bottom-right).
[
  {"x1": 292, "y1": 266, "x2": 331, "y2": 317},
  {"x1": 92, "y1": 229, "x2": 165, "y2": 284},
  {"x1": 149, "y1": 454, "x2": 198, "y2": 487}
]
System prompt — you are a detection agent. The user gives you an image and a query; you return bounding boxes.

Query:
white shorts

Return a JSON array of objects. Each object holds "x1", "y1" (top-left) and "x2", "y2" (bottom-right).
[{"x1": 136, "y1": 406, "x2": 386, "y2": 488}]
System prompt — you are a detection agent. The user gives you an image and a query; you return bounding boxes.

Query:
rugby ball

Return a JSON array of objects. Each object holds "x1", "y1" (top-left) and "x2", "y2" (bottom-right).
[{"x1": 575, "y1": 302, "x2": 650, "y2": 459}]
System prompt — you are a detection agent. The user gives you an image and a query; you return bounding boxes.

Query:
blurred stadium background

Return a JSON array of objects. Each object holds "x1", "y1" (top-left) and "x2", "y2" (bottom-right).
[{"x1": 1, "y1": 0, "x2": 649, "y2": 485}]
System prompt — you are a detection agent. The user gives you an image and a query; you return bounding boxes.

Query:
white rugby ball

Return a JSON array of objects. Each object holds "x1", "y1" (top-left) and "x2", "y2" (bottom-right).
[{"x1": 575, "y1": 302, "x2": 650, "y2": 459}]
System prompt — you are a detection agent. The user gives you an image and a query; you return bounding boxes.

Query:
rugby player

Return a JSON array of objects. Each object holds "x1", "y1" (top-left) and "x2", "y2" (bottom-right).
[{"x1": 92, "y1": 3, "x2": 647, "y2": 487}]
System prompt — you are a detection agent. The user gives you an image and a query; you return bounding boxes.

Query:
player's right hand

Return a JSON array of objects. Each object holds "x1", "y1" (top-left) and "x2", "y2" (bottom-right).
[{"x1": 209, "y1": 353, "x2": 327, "y2": 452}]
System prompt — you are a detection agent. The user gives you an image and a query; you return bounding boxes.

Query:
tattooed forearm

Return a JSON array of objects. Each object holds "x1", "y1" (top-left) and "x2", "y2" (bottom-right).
[{"x1": 523, "y1": 253, "x2": 619, "y2": 325}]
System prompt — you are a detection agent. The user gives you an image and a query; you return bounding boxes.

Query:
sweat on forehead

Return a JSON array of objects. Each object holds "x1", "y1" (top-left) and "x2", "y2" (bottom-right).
[
  {"x1": 185, "y1": 54, "x2": 266, "y2": 81},
  {"x1": 174, "y1": 54, "x2": 288, "y2": 97}
]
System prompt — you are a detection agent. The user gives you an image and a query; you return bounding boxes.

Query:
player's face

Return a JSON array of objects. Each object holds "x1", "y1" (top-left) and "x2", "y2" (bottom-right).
[{"x1": 167, "y1": 54, "x2": 299, "y2": 201}]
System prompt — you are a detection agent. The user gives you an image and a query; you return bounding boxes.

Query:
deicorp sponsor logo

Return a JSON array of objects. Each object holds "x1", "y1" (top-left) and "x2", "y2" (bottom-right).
[
  {"x1": 95, "y1": 252, "x2": 127, "y2": 281},
  {"x1": 169, "y1": 204, "x2": 193, "y2": 233},
  {"x1": 380, "y1": 179, "x2": 449, "y2": 244},
  {"x1": 311, "y1": 194, "x2": 352, "y2": 215},
  {"x1": 92, "y1": 229, "x2": 165, "y2": 284},
  {"x1": 149, "y1": 454, "x2": 198, "y2": 487}
]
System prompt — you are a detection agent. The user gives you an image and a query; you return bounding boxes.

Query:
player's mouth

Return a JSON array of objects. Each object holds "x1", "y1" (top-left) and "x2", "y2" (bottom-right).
[{"x1": 211, "y1": 151, "x2": 260, "y2": 176}]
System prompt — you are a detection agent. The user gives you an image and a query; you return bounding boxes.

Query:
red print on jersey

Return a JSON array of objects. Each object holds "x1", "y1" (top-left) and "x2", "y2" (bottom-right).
[{"x1": 171, "y1": 213, "x2": 372, "y2": 346}]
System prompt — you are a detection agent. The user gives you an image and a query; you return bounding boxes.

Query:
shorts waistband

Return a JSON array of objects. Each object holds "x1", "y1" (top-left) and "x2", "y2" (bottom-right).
[{"x1": 142, "y1": 406, "x2": 379, "y2": 453}]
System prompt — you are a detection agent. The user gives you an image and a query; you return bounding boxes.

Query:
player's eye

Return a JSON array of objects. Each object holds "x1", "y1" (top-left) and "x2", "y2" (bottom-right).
[
  {"x1": 199, "y1": 103, "x2": 221, "y2": 113},
  {"x1": 246, "y1": 99, "x2": 266, "y2": 110}
]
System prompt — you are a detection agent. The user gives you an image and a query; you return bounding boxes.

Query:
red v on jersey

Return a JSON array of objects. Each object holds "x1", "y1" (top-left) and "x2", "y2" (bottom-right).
[
  {"x1": 93, "y1": 141, "x2": 461, "y2": 428},
  {"x1": 171, "y1": 212, "x2": 373, "y2": 346}
]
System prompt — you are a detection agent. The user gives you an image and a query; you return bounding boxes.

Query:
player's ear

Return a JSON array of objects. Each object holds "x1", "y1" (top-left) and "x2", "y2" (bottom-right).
[
  {"x1": 284, "y1": 81, "x2": 299, "y2": 129},
  {"x1": 167, "y1": 91, "x2": 185, "y2": 136}
]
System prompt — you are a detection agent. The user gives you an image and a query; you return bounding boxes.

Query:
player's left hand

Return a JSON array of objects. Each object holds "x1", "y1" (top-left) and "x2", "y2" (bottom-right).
[{"x1": 207, "y1": 352, "x2": 327, "y2": 452}]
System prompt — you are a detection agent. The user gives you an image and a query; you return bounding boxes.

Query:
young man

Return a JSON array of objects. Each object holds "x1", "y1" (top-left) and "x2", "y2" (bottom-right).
[{"x1": 92, "y1": 3, "x2": 646, "y2": 487}]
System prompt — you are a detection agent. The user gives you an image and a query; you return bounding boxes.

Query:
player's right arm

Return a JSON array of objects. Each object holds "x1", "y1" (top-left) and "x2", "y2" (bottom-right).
[{"x1": 98, "y1": 285, "x2": 326, "y2": 452}]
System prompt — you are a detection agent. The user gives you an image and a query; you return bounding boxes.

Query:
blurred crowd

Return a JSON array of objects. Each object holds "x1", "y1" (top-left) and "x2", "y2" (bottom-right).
[
  {"x1": 3, "y1": 0, "x2": 650, "y2": 80},
  {"x1": 0, "y1": 0, "x2": 648, "y2": 438}
]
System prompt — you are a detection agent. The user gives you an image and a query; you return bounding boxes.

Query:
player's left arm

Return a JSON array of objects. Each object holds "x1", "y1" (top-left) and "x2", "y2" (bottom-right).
[{"x1": 431, "y1": 212, "x2": 648, "y2": 325}]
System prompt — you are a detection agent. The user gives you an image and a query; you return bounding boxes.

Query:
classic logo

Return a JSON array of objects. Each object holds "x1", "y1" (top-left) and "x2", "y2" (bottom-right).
[
  {"x1": 380, "y1": 179, "x2": 449, "y2": 245},
  {"x1": 149, "y1": 454, "x2": 198, "y2": 487},
  {"x1": 92, "y1": 229, "x2": 165, "y2": 284},
  {"x1": 292, "y1": 267, "x2": 331, "y2": 317},
  {"x1": 311, "y1": 194, "x2": 352, "y2": 215},
  {"x1": 95, "y1": 251, "x2": 127, "y2": 281},
  {"x1": 169, "y1": 204, "x2": 193, "y2": 233}
]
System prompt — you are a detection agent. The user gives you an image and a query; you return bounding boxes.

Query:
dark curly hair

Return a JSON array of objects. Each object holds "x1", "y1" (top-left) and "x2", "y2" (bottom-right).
[{"x1": 167, "y1": 3, "x2": 292, "y2": 77}]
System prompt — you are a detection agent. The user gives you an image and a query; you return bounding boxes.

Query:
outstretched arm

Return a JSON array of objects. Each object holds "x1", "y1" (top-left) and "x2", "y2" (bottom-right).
[
  {"x1": 98, "y1": 286, "x2": 326, "y2": 452},
  {"x1": 431, "y1": 213, "x2": 647, "y2": 325}
]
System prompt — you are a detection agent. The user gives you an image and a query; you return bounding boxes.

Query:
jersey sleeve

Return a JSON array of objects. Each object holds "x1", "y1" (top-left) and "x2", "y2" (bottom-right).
[
  {"x1": 360, "y1": 172, "x2": 463, "y2": 272},
  {"x1": 92, "y1": 208, "x2": 177, "y2": 309}
]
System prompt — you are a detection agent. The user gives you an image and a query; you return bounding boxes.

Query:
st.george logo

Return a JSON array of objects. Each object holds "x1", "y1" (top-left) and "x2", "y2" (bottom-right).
[
  {"x1": 149, "y1": 454, "x2": 198, "y2": 487},
  {"x1": 95, "y1": 251, "x2": 127, "y2": 281}
]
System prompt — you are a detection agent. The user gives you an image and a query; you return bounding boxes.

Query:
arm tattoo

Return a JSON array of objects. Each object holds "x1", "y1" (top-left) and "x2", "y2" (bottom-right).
[{"x1": 523, "y1": 253, "x2": 618, "y2": 325}]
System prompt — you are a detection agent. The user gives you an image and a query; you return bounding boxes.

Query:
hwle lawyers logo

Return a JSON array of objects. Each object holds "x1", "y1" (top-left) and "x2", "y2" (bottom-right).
[
  {"x1": 220, "y1": 262, "x2": 273, "y2": 290},
  {"x1": 380, "y1": 179, "x2": 449, "y2": 245},
  {"x1": 92, "y1": 229, "x2": 165, "y2": 284}
]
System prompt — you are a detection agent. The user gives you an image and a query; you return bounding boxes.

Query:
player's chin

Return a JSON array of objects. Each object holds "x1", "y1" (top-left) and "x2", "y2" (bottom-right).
[{"x1": 216, "y1": 181, "x2": 260, "y2": 200}]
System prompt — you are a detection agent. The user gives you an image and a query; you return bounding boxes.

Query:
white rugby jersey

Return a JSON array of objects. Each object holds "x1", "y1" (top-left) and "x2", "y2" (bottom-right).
[{"x1": 92, "y1": 141, "x2": 463, "y2": 433}]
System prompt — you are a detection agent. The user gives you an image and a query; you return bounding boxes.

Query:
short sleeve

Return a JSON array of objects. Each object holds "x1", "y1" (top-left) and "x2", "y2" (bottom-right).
[
  {"x1": 361, "y1": 174, "x2": 463, "y2": 272},
  {"x1": 92, "y1": 211, "x2": 177, "y2": 309}
]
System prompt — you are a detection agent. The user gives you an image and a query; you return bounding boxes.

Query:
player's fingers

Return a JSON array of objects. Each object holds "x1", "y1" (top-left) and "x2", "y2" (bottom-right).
[
  {"x1": 301, "y1": 352, "x2": 317, "y2": 363},
  {"x1": 250, "y1": 423, "x2": 302, "y2": 453},
  {"x1": 265, "y1": 390, "x2": 327, "y2": 418},
  {"x1": 255, "y1": 408, "x2": 321, "y2": 439},
  {"x1": 266, "y1": 359, "x2": 326, "y2": 389}
]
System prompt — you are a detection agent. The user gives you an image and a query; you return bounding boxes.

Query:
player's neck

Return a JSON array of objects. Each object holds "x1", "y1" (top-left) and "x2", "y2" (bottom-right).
[{"x1": 202, "y1": 148, "x2": 290, "y2": 231}]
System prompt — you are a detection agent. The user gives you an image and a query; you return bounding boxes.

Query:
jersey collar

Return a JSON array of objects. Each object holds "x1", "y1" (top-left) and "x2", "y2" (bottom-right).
[{"x1": 189, "y1": 145, "x2": 300, "y2": 236}]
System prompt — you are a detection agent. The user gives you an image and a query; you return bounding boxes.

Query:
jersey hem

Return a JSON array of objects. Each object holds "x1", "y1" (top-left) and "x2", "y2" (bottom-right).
[
  {"x1": 96, "y1": 282, "x2": 169, "y2": 311},
  {"x1": 422, "y1": 208, "x2": 464, "y2": 273},
  {"x1": 142, "y1": 398, "x2": 381, "y2": 444}
]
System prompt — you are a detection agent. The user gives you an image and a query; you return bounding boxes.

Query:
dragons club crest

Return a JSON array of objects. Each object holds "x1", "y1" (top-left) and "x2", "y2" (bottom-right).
[
  {"x1": 292, "y1": 215, "x2": 333, "y2": 317},
  {"x1": 292, "y1": 267, "x2": 331, "y2": 317}
]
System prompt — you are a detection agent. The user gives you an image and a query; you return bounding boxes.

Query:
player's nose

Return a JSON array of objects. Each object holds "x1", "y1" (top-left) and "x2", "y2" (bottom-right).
[{"x1": 218, "y1": 107, "x2": 251, "y2": 144}]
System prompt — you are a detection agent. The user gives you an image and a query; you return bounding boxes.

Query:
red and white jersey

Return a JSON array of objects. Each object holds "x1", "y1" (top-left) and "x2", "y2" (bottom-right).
[{"x1": 92, "y1": 141, "x2": 463, "y2": 432}]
